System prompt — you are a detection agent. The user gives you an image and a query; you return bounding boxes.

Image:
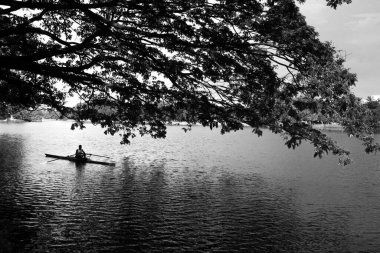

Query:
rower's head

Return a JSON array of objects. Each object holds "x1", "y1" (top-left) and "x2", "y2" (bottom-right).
[{"x1": 79, "y1": 145, "x2": 82, "y2": 149}]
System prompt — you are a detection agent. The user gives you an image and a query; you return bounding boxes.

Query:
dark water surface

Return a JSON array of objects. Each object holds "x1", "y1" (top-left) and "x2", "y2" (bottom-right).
[{"x1": 1, "y1": 121, "x2": 380, "y2": 252}]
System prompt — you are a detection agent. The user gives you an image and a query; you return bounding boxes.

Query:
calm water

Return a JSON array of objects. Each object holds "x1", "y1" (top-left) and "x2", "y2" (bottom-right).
[{"x1": 1, "y1": 121, "x2": 380, "y2": 252}]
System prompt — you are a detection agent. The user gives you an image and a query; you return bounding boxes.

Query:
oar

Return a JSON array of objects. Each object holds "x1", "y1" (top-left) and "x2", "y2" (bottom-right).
[
  {"x1": 88, "y1": 154, "x2": 111, "y2": 159},
  {"x1": 46, "y1": 154, "x2": 74, "y2": 163},
  {"x1": 46, "y1": 158, "x2": 61, "y2": 163}
]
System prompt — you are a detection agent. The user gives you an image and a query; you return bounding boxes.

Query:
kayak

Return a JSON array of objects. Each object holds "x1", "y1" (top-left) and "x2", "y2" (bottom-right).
[{"x1": 45, "y1": 154, "x2": 116, "y2": 166}]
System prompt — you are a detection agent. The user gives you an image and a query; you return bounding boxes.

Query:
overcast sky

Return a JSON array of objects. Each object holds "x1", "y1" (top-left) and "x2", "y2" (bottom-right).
[{"x1": 299, "y1": 0, "x2": 380, "y2": 99}]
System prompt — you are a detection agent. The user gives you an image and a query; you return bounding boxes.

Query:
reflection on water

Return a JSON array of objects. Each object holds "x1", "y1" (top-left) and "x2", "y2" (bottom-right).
[{"x1": 1, "y1": 121, "x2": 380, "y2": 252}]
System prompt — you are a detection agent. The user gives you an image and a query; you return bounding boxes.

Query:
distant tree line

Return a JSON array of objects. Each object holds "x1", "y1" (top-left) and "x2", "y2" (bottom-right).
[
  {"x1": 365, "y1": 97, "x2": 380, "y2": 124},
  {"x1": 0, "y1": 103, "x2": 61, "y2": 121},
  {"x1": 3, "y1": 96, "x2": 379, "y2": 127}
]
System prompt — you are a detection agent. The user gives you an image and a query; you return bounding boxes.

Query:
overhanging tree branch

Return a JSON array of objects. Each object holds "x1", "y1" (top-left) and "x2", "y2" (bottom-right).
[{"x1": 0, "y1": 0, "x2": 375, "y2": 164}]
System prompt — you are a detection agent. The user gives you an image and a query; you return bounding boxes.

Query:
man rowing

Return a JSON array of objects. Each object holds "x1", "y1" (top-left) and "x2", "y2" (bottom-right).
[{"x1": 75, "y1": 145, "x2": 86, "y2": 160}]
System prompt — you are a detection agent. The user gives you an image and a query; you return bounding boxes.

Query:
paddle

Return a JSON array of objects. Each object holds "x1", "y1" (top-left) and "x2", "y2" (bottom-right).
[
  {"x1": 88, "y1": 154, "x2": 111, "y2": 159},
  {"x1": 46, "y1": 158, "x2": 61, "y2": 163},
  {"x1": 46, "y1": 154, "x2": 74, "y2": 163}
]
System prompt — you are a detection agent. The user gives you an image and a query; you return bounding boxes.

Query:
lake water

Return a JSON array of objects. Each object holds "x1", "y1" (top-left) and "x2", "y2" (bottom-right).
[{"x1": 1, "y1": 121, "x2": 380, "y2": 252}]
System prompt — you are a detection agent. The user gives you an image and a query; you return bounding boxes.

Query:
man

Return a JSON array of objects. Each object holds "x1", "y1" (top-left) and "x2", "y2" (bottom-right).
[{"x1": 75, "y1": 145, "x2": 86, "y2": 160}]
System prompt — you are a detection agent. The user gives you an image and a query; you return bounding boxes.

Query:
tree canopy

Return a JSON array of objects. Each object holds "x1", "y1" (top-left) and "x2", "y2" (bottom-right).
[{"x1": 0, "y1": 0, "x2": 377, "y2": 163}]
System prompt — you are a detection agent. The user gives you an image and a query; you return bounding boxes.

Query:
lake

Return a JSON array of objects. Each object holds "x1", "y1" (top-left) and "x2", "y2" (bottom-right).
[{"x1": 1, "y1": 121, "x2": 380, "y2": 252}]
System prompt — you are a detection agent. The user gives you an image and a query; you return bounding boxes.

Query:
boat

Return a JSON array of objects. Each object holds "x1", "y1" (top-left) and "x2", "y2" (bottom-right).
[{"x1": 45, "y1": 154, "x2": 116, "y2": 166}]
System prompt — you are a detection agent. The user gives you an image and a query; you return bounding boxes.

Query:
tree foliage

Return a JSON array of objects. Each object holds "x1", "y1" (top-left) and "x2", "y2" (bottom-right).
[
  {"x1": 0, "y1": 0, "x2": 377, "y2": 163},
  {"x1": 365, "y1": 97, "x2": 380, "y2": 122},
  {"x1": 297, "y1": 0, "x2": 352, "y2": 9}
]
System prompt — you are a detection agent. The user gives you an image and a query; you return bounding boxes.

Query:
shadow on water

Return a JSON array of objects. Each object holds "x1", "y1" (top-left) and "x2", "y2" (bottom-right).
[
  {"x1": 75, "y1": 162, "x2": 86, "y2": 171},
  {"x1": 0, "y1": 134, "x2": 33, "y2": 252}
]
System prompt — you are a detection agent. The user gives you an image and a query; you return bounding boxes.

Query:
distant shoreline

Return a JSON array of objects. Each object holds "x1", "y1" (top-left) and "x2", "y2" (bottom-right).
[
  {"x1": 168, "y1": 122, "x2": 347, "y2": 131},
  {"x1": 0, "y1": 119, "x2": 348, "y2": 132},
  {"x1": 312, "y1": 123, "x2": 344, "y2": 131}
]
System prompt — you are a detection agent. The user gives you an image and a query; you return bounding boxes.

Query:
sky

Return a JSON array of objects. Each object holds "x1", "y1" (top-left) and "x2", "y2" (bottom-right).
[{"x1": 299, "y1": 0, "x2": 380, "y2": 99}]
